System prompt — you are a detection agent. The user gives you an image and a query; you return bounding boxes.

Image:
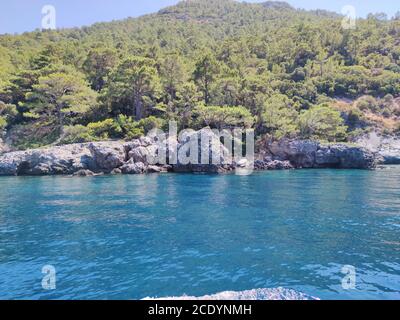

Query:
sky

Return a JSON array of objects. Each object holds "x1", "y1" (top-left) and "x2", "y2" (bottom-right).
[{"x1": 0, "y1": 0, "x2": 399, "y2": 35}]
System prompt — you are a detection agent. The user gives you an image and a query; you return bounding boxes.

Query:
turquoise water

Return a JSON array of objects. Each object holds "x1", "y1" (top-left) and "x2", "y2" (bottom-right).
[{"x1": 0, "y1": 167, "x2": 399, "y2": 300}]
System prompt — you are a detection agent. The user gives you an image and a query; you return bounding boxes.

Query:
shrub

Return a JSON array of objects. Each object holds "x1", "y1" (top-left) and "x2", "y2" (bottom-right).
[
  {"x1": 356, "y1": 96, "x2": 379, "y2": 112},
  {"x1": 60, "y1": 125, "x2": 93, "y2": 144},
  {"x1": 193, "y1": 105, "x2": 254, "y2": 130},
  {"x1": 87, "y1": 119, "x2": 121, "y2": 139},
  {"x1": 0, "y1": 116, "x2": 6, "y2": 131},
  {"x1": 137, "y1": 116, "x2": 166, "y2": 134},
  {"x1": 115, "y1": 115, "x2": 144, "y2": 140},
  {"x1": 298, "y1": 104, "x2": 348, "y2": 142}
]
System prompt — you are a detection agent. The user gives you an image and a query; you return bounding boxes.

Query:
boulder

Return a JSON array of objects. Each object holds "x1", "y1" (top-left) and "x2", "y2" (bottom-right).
[
  {"x1": 89, "y1": 142, "x2": 126, "y2": 171},
  {"x1": 120, "y1": 160, "x2": 146, "y2": 174},
  {"x1": 128, "y1": 146, "x2": 150, "y2": 164},
  {"x1": 110, "y1": 168, "x2": 122, "y2": 175},
  {"x1": 147, "y1": 165, "x2": 163, "y2": 173},
  {"x1": 172, "y1": 128, "x2": 232, "y2": 173},
  {"x1": 73, "y1": 169, "x2": 95, "y2": 177},
  {"x1": 266, "y1": 139, "x2": 319, "y2": 168}
]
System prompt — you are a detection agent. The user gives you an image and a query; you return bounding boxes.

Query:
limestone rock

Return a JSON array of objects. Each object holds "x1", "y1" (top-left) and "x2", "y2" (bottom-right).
[
  {"x1": 88, "y1": 142, "x2": 126, "y2": 171},
  {"x1": 120, "y1": 160, "x2": 146, "y2": 174}
]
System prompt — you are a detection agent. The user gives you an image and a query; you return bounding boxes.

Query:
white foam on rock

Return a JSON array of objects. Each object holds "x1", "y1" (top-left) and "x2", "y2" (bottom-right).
[{"x1": 143, "y1": 287, "x2": 319, "y2": 300}]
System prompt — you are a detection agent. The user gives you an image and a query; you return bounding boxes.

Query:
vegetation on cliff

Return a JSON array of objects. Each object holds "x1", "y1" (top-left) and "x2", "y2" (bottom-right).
[{"x1": 0, "y1": 0, "x2": 399, "y2": 150}]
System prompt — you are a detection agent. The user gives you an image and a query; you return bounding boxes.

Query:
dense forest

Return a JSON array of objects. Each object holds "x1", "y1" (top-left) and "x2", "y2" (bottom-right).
[{"x1": 0, "y1": 0, "x2": 399, "y2": 150}]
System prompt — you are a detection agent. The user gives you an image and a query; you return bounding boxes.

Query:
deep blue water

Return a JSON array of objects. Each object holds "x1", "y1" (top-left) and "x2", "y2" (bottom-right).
[{"x1": 0, "y1": 167, "x2": 399, "y2": 300}]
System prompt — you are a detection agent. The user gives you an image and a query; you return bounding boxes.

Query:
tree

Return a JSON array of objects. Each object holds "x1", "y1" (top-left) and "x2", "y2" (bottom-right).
[
  {"x1": 193, "y1": 52, "x2": 219, "y2": 105},
  {"x1": 193, "y1": 105, "x2": 254, "y2": 130},
  {"x1": 298, "y1": 104, "x2": 348, "y2": 142},
  {"x1": 160, "y1": 55, "x2": 186, "y2": 102},
  {"x1": 105, "y1": 56, "x2": 161, "y2": 120},
  {"x1": 260, "y1": 94, "x2": 299, "y2": 139},
  {"x1": 83, "y1": 48, "x2": 117, "y2": 91},
  {"x1": 23, "y1": 71, "x2": 98, "y2": 134}
]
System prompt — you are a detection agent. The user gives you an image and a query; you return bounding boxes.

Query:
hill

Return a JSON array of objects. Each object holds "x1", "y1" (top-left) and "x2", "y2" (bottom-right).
[{"x1": 0, "y1": 0, "x2": 399, "y2": 150}]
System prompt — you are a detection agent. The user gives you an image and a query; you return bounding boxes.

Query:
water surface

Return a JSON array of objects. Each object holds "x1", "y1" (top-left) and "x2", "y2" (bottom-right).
[{"x1": 0, "y1": 167, "x2": 399, "y2": 299}]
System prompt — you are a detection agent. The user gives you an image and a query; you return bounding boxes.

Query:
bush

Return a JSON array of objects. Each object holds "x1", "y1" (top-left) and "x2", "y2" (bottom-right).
[
  {"x1": 60, "y1": 125, "x2": 93, "y2": 144},
  {"x1": 115, "y1": 115, "x2": 144, "y2": 140},
  {"x1": 87, "y1": 119, "x2": 121, "y2": 139},
  {"x1": 356, "y1": 96, "x2": 379, "y2": 112},
  {"x1": 0, "y1": 116, "x2": 6, "y2": 131},
  {"x1": 137, "y1": 116, "x2": 166, "y2": 134},
  {"x1": 260, "y1": 94, "x2": 299, "y2": 139},
  {"x1": 347, "y1": 108, "x2": 365, "y2": 128},
  {"x1": 193, "y1": 105, "x2": 254, "y2": 130},
  {"x1": 298, "y1": 104, "x2": 348, "y2": 142}
]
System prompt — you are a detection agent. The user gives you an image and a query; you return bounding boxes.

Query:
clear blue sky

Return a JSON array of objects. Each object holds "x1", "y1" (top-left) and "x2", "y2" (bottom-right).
[{"x1": 0, "y1": 0, "x2": 399, "y2": 35}]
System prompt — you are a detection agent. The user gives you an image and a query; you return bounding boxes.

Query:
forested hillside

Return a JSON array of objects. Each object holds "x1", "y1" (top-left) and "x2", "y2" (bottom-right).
[{"x1": 0, "y1": 0, "x2": 399, "y2": 150}]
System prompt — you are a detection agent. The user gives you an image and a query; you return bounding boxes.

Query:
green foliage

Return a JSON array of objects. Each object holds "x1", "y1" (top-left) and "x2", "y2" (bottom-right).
[
  {"x1": 260, "y1": 94, "x2": 299, "y2": 139},
  {"x1": 59, "y1": 125, "x2": 93, "y2": 144},
  {"x1": 0, "y1": 0, "x2": 399, "y2": 149},
  {"x1": 23, "y1": 71, "x2": 98, "y2": 129},
  {"x1": 193, "y1": 52, "x2": 220, "y2": 105},
  {"x1": 103, "y1": 56, "x2": 161, "y2": 120},
  {"x1": 0, "y1": 116, "x2": 6, "y2": 131},
  {"x1": 298, "y1": 104, "x2": 348, "y2": 142},
  {"x1": 193, "y1": 105, "x2": 254, "y2": 130},
  {"x1": 83, "y1": 48, "x2": 118, "y2": 91},
  {"x1": 137, "y1": 116, "x2": 166, "y2": 133},
  {"x1": 87, "y1": 119, "x2": 121, "y2": 140}
]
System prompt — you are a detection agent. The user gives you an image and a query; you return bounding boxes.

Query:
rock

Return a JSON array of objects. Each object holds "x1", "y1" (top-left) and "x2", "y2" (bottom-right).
[
  {"x1": 31, "y1": 163, "x2": 51, "y2": 175},
  {"x1": 139, "y1": 136, "x2": 153, "y2": 147},
  {"x1": 128, "y1": 146, "x2": 150, "y2": 164},
  {"x1": 356, "y1": 132, "x2": 400, "y2": 164},
  {"x1": 73, "y1": 169, "x2": 95, "y2": 177},
  {"x1": 0, "y1": 138, "x2": 11, "y2": 155},
  {"x1": 254, "y1": 159, "x2": 293, "y2": 170},
  {"x1": 0, "y1": 143, "x2": 95, "y2": 176},
  {"x1": 147, "y1": 165, "x2": 163, "y2": 173},
  {"x1": 172, "y1": 128, "x2": 232, "y2": 173},
  {"x1": 89, "y1": 142, "x2": 126, "y2": 171},
  {"x1": 262, "y1": 139, "x2": 376, "y2": 169},
  {"x1": 110, "y1": 168, "x2": 122, "y2": 175},
  {"x1": 266, "y1": 160, "x2": 294, "y2": 170},
  {"x1": 120, "y1": 160, "x2": 146, "y2": 174},
  {"x1": 316, "y1": 144, "x2": 376, "y2": 169},
  {"x1": 266, "y1": 139, "x2": 319, "y2": 168},
  {"x1": 123, "y1": 139, "x2": 142, "y2": 152},
  {"x1": 237, "y1": 158, "x2": 249, "y2": 168}
]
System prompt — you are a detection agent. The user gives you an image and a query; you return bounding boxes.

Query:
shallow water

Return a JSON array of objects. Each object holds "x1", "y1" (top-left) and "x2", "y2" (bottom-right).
[{"x1": 0, "y1": 167, "x2": 399, "y2": 300}]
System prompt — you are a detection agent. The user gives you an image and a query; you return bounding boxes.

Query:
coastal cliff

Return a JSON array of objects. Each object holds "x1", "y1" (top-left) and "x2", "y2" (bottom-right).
[{"x1": 0, "y1": 133, "x2": 378, "y2": 176}]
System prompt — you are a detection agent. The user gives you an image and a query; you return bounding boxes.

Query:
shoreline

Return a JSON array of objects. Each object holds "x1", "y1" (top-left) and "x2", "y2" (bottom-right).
[{"x1": 0, "y1": 133, "x2": 384, "y2": 177}]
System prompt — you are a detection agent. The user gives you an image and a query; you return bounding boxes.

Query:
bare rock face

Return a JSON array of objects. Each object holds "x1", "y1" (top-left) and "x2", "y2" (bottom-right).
[
  {"x1": 262, "y1": 139, "x2": 376, "y2": 169},
  {"x1": 356, "y1": 132, "x2": 400, "y2": 164},
  {"x1": 0, "y1": 133, "x2": 379, "y2": 177},
  {"x1": 120, "y1": 159, "x2": 146, "y2": 174},
  {"x1": 128, "y1": 146, "x2": 150, "y2": 164},
  {"x1": 316, "y1": 144, "x2": 376, "y2": 169},
  {"x1": 172, "y1": 128, "x2": 232, "y2": 173},
  {"x1": 88, "y1": 142, "x2": 126, "y2": 172},
  {"x1": 266, "y1": 140, "x2": 318, "y2": 168},
  {"x1": 0, "y1": 143, "x2": 94, "y2": 176}
]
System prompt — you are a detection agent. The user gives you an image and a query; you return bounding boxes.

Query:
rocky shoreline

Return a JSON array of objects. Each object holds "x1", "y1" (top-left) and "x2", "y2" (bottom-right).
[{"x1": 0, "y1": 130, "x2": 383, "y2": 176}]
